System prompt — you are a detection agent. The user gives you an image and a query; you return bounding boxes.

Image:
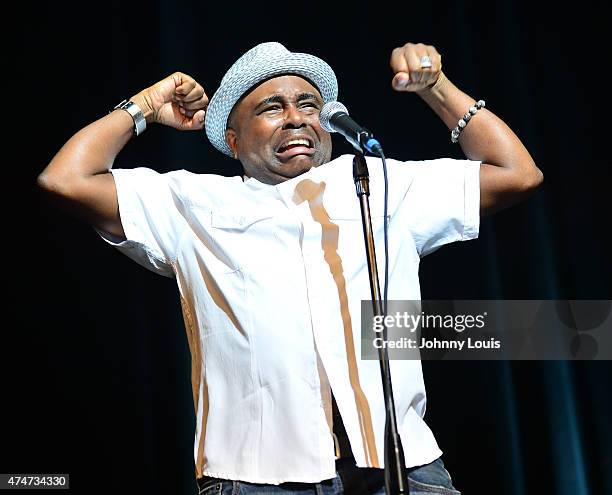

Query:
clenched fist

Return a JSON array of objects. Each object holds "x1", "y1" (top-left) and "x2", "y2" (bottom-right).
[
  {"x1": 390, "y1": 42, "x2": 442, "y2": 93},
  {"x1": 131, "y1": 72, "x2": 208, "y2": 131}
]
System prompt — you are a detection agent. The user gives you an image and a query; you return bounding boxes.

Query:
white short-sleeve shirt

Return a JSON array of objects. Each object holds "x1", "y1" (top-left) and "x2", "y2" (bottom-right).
[{"x1": 97, "y1": 154, "x2": 480, "y2": 484}]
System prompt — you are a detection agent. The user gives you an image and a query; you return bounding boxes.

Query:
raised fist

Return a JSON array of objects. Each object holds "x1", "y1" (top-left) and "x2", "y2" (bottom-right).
[{"x1": 132, "y1": 72, "x2": 208, "y2": 131}]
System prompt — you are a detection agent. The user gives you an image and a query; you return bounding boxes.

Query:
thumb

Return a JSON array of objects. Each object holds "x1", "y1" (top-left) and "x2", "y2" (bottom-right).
[
  {"x1": 392, "y1": 71, "x2": 411, "y2": 90},
  {"x1": 181, "y1": 109, "x2": 206, "y2": 131}
]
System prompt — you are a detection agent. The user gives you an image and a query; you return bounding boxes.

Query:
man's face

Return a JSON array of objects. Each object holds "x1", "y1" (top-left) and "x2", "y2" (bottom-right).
[{"x1": 225, "y1": 75, "x2": 332, "y2": 185}]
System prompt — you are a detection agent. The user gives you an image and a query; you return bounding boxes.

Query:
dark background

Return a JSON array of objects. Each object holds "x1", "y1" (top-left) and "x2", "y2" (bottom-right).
[{"x1": 5, "y1": 1, "x2": 611, "y2": 494}]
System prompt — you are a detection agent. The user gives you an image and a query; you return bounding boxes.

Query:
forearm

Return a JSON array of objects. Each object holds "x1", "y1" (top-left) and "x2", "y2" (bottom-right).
[
  {"x1": 38, "y1": 93, "x2": 153, "y2": 194},
  {"x1": 417, "y1": 73, "x2": 536, "y2": 172}
]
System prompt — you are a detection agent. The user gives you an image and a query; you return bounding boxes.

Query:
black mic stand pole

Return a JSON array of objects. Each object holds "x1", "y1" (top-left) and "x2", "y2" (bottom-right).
[{"x1": 352, "y1": 152, "x2": 409, "y2": 495}]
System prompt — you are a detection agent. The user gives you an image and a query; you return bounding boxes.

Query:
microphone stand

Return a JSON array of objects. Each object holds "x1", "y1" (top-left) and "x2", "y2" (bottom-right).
[{"x1": 352, "y1": 152, "x2": 409, "y2": 495}]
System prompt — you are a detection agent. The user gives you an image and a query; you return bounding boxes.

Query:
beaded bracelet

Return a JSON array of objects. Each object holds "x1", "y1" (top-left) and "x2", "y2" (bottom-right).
[{"x1": 451, "y1": 100, "x2": 485, "y2": 143}]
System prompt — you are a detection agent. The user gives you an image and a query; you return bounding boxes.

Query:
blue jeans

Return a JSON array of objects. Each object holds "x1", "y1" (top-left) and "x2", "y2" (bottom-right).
[{"x1": 196, "y1": 457, "x2": 461, "y2": 495}]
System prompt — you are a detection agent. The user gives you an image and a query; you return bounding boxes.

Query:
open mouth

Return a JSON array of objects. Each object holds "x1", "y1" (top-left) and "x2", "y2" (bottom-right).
[{"x1": 275, "y1": 137, "x2": 315, "y2": 158}]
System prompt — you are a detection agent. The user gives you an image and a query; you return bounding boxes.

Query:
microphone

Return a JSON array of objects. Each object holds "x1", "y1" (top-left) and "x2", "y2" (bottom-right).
[{"x1": 319, "y1": 101, "x2": 382, "y2": 155}]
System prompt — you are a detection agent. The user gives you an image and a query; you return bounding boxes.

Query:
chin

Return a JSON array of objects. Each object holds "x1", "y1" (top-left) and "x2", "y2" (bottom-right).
[
  {"x1": 275, "y1": 155, "x2": 319, "y2": 178},
  {"x1": 290, "y1": 160, "x2": 322, "y2": 176},
  {"x1": 244, "y1": 153, "x2": 329, "y2": 184}
]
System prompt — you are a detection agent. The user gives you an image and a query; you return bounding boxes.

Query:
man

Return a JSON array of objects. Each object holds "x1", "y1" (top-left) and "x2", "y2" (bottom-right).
[{"x1": 37, "y1": 41, "x2": 542, "y2": 494}]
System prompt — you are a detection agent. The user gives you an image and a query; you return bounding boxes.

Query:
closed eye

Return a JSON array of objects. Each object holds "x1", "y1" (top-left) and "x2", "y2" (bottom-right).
[
  {"x1": 300, "y1": 102, "x2": 320, "y2": 113},
  {"x1": 258, "y1": 105, "x2": 282, "y2": 114}
]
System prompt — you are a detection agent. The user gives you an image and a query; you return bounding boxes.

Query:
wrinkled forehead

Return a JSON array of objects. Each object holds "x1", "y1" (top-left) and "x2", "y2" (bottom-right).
[{"x1": 229, "y1": 74, "x2": 323, "y2": 119}]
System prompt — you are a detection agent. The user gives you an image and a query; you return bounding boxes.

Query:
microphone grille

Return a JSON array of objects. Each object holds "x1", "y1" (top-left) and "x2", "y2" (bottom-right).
[{"x1": 319, "y1": 101, "x2": 349, "y2": 133}]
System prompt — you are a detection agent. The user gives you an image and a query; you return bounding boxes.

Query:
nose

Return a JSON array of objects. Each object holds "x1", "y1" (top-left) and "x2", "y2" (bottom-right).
[{"x1": 282, "y1": 105, "x2": 307, "y2": 129}]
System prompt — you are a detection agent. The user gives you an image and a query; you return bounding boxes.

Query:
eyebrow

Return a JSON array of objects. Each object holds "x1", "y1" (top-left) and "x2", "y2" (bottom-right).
[{"x1": 254, "y1": 92, "x2": 321, "y2": 112}]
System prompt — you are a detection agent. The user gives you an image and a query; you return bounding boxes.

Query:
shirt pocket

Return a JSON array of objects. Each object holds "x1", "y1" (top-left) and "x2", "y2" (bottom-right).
[
  {"x1": 327, "y1": 207, "x2": 389, "y2": 235},
  {"x1": 325, "y1": 206, "x2": 420, "y2": 280},
  {"x1": 325, "y1": 195, "x2": 388, "y2": 221},
  {"x1": 210, "y1": 211, "x2": 274, "y2": 230},
  {"x1": 181, "y1": 206, "x2": 271, "y2": 275},
  {"x1": 207, "y1": 210, "x2": 276, "y2": 273}
]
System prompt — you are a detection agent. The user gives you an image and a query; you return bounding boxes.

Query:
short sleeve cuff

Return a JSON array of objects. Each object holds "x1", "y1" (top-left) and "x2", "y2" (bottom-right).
[
  {"x1": 463, "y1": 160, "x2": 481, "y2": 241},
  {"x1": 109, "y1": 169, "x2": 158, "y2": 254},
  {"x1": 92, "y1": 168, "x2": 176, "y2": 278}
]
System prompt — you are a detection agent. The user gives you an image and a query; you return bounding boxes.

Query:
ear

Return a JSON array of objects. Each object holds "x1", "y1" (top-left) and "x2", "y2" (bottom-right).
[{"x1": 225, "y1": 128, "x2": 239, "y2": 159}]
